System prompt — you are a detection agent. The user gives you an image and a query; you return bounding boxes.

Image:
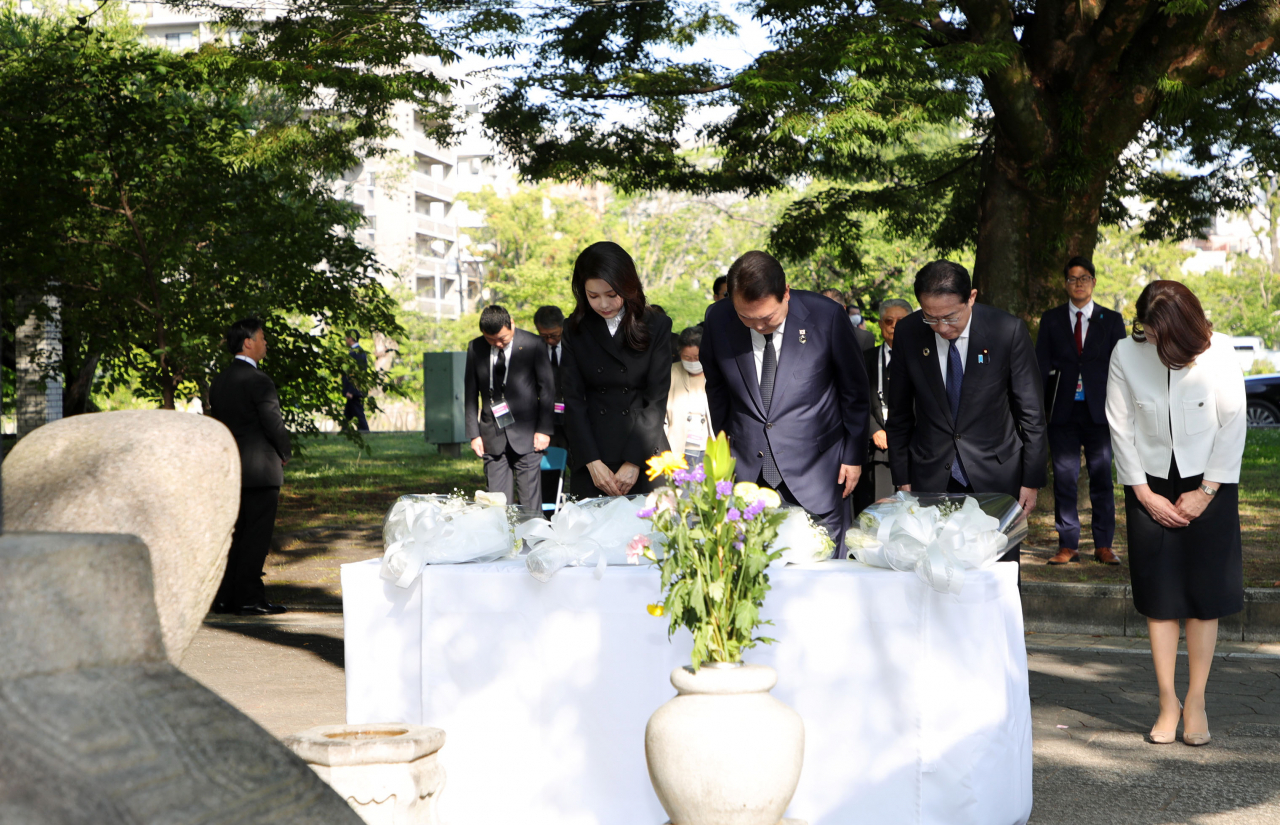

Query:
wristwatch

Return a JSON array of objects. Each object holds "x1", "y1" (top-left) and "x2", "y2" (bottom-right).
[{"x1": 1199, "y1": 483, "x2": 1218, "y2": 497}]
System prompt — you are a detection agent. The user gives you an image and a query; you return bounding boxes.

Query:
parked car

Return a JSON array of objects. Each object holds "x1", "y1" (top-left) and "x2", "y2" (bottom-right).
[
  {"x1": 1229, "y1": 336, "x2": 1280, "y2": 373},
  {"x1": 1246, "y1": 373, "x2": 1280, "y2": 427}
]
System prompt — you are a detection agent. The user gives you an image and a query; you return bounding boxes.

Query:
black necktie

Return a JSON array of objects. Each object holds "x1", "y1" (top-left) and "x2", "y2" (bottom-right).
[
  {"x1": 493, "y1": 350, "x2": 506, "y2": 400},
  {"x1": 946, "y1": 342, "x2": 969, "y2": 486},
  {"x1": 550, "y1": 345, "x2": 558, "y2": 370},
  {"x1": 760, "y1": 333, "x2": 782, "y2": 488}
]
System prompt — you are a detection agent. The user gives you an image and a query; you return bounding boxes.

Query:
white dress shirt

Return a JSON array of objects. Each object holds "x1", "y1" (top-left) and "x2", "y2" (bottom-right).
[
  {"x1": 935, "y1": 314, "x2": 972, "y2": 388},
  {"x1": 1068, "y1": 299, "x2": 1094, "y2": 347},
  {"x1": 489, "y1": 344, "x2": 513, "y2": 393},
  {"x1": 605, "y1": 307, "x2": 626, "y2": 337},
  {"x1": 749, "y1": 317, "x2": 786, "y2": 383},
  {"x1": 1106, "y1": 332, "x2": 1246, "y2": 484},
  {"x1": 234, "y1": 354, "x2": 258, "y2": 368}
]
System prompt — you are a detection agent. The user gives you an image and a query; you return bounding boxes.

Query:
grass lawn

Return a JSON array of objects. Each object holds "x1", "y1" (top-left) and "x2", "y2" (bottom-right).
[
  {"x1": 1022, "y1": 428, "x2": 1280, "y2": 586},
  {"x1": 262, "y1": 427, "x2": 1280, "y2": 605}
]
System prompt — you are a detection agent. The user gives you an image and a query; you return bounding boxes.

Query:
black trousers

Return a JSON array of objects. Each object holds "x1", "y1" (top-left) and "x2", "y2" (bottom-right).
[
  {"x1": 217, "y1": 486, "x2": 280, "y2": 607},
  {"x1": 947, "y1": 477, "x2": 1021, "y2": 565},
  {"x1": 483, "y1": 441, "x2": 543, "y2": 513},
  {"x1": 1048, "y1": 402, "x2": 1115, "y2": 550},
  {"x1": 344, "y1": 396, "x2": 369, "y2": 431},
  {"x1": 761, "y1": 472, "x2": 852, "y2": 557}
]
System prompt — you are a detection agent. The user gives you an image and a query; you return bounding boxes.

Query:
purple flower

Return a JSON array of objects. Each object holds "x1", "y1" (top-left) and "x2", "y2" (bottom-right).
[
  {"x1": 726, "y1": 508, "x2": 742, "y2": 522},
  {"x1": 637, "y1": 506, "x2": 657, "y2": 519},
  {"x1": 734, "y1": 541, "x2": 745, "y2": 551},
  {"x1": 689, "y1": 464, "x2": 706, "y2": 483},
  {"x1": 672, "y1": 469, "x2": 691, "y2": 485},
  {"x1": 715, "y1": 481, "x2": 733, "y2": 498},
  {"x1": 743, "y1": 499, "x2": 766, "y2": 520}
]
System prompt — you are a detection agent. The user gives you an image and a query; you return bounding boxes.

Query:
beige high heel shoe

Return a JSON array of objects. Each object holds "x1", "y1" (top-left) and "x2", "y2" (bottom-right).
[
  {"x1": 1182, "y1": 706, "x2": 1211, "y2": 746},
  {"x1": 1148, "y1": 701, "x2": 1182, "y2": 744}
]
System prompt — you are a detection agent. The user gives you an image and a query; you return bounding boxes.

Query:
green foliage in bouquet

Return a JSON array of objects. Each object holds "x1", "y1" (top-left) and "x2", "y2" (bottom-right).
[{"x1": 638, "y1": 433, "x2": 789, "y2": 671}]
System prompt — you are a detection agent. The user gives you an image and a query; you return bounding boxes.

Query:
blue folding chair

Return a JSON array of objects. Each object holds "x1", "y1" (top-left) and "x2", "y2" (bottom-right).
[{"x1": 540, "y1": 447, "x2": 568, "y2": 514}]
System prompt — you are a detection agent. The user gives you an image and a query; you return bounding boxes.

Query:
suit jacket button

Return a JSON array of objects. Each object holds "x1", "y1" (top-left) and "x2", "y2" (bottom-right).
[
  {"x1": 945, "y1": 462, "x2": 952, "y2": 470},
  {"x1": 1199, "y1": 402, "x2": 1204, "y2": 406},
  {"x1": 622, "y1": 409, "x2": 629, "y2": 416},
  {"x1": 954, "y1": 433, "x2": 961, "y2": 440},
  {"x1": 599, "y1": 409, "x2": 605, "y2": 415},
  {"x1": 757, "y1": 451, "x2": 764, "y2": 458},
  {"x1": 766, "y1": 423, "x2": 773, "y2": 429},
  {"x1": 621, "y1": 366, "x2": 628, "y2": 373},
  {"x1": 597, "y1": 367, "x2": 603, "y2": 373}
]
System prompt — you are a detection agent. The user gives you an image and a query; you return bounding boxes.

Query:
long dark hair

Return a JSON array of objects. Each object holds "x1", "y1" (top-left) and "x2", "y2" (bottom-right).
[
  {"x1": 568, "y1": 241, "x2": 652, "y2": 352},
  {"x1": 1133, "y1": 280, "x2": 1212, "y2": 370}
]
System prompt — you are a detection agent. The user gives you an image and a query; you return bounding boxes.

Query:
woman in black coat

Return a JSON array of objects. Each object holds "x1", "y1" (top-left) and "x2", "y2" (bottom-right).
[{"x1": 562, "y1": 241, "x2": 673, "y2": 498}]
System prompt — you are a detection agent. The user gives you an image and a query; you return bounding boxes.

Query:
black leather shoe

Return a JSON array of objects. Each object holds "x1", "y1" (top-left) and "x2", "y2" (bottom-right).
[
  {"x1": 210, "y1": 601, "x2": 237, "y2": 615},
  {"x1": 235, "y1": 601, "x2": 287, "y2": 616}
]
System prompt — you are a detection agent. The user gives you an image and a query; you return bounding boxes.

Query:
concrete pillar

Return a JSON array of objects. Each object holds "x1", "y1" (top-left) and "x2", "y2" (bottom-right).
[{"x1": 15, "y1": 296, "x2": 62, "y2": 437}]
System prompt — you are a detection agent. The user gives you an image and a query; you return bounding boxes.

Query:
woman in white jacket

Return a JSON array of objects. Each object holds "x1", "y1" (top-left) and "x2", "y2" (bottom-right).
[
  {"x1": 665, "y1": 326, "x2": 714, "y2": 468},
  {"x1": 1106, "y1": 280, "x2": 1246, "y2": 747}
]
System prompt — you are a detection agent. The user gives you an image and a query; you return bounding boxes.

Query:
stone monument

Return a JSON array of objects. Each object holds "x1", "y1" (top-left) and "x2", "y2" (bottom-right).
[{"x1": 4, "y1": 410, "x2": 240, "y2": 663}]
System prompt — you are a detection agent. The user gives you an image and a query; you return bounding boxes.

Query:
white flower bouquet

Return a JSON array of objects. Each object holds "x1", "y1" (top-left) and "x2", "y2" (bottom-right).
[
  {"x1": 380, "y1": 491, "x2": 535, "y2": 587},
  {"x1": 846, "y1": 492, "x2": 1029, "y2": 594},
  {"x1": 519, "y1": 495, "x2": 661, "y2": 582},
  {"x1": 768, "y1": 506, "x2": 836, "y2": 568}
]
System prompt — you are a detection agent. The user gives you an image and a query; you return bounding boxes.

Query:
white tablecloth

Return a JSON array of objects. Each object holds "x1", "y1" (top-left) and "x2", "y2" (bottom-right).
[{"x1": 342, "y1": 558, "x2": 1032, "y2": 825}]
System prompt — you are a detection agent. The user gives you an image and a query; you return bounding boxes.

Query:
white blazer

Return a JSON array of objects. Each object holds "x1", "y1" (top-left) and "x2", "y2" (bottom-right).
[{"x1": 1105, "y1": 332, "x2": 1246, "y2": 486}]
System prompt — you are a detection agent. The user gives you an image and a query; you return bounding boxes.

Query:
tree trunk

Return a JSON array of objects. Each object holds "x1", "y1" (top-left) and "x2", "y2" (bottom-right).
[{"x1": 62, "y1": 348, "x2": 102, "y2": 417}]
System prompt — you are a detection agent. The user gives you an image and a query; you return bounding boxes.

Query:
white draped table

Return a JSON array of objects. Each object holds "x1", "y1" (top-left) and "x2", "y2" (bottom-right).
[{"x1": 342, "y1": 558, "x2": 1032, "y2": 825}]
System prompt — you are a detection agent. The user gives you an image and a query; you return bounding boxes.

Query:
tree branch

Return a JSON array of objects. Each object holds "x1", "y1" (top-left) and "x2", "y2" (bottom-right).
[{"x1": 1162, "y1": 0, "x2": 1280, "y2": 87}]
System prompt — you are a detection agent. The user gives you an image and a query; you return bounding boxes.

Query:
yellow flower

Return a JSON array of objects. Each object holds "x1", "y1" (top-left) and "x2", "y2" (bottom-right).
[
  {"x1": 733, "y1": 481, "x2": 760, "y2": 500},
  {"x1": 647, "y1": 603, "x2": 665, "y2": 617},
  {"x1": 646, "y1": 450, "x2": 688, "y2": 481},
  {"x1": 757, "y1": 488, "x2": 782, "y2": 509}
]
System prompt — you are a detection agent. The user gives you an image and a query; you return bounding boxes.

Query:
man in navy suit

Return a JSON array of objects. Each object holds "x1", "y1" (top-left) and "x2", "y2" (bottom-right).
[
  {"x1": 702, "y1": 251, "x2": 870, "y2": 552},
  {"x1": 1036, "y1": 257, "x2": 1127, "y2": 565},
  {"x1": 886, "y1": 261, "x2": 1047, "y2": 563}
]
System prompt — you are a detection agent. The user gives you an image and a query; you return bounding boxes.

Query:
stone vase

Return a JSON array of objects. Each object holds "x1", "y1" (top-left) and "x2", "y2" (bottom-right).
[
  {"x1": 645, "y1": 663, "x2": 804, "y2": 825},
  {"x1": 284, "y1": 724, "x2": 446, "y2": 825}
]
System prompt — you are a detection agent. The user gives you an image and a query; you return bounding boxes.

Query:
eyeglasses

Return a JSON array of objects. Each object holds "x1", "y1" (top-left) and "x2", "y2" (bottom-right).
[
  {"x1": 921, "y1": 314, "x2": 964, "y2": 326},
  {"x1": 1065, "y1": 276, "x2": 1094, "y2": 285}
]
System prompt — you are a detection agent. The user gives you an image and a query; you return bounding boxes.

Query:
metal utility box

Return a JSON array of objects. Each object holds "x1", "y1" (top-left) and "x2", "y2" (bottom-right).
[{"x1": 423, "y1": 352, "x2": 468, "y2": 456}]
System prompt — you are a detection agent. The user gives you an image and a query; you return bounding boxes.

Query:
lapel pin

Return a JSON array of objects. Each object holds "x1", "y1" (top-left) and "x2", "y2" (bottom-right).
[
  {"x1": 979, "y1": 348, "x2": 988, "y2": 364},
  {"x1": 799, "y1": 329, "x2": 807, "y2": 344},
  {"x1": 923, "y1": 347, "x2": 930, "y2": 357}
]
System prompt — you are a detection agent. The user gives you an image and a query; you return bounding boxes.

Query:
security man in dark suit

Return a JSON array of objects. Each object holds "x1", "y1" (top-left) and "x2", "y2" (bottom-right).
[
  {"x1": 886, "y1": 260, "x2": 1047, "y2": 563},
  {"x1": 855, "y1": 298, "x2": 913, "y2": 512},
  {"x1": 534, "y1": 305, "x2": 569, "y2": 452},
  {"x1": 209, "y1": 317, "x2": 292, "y2": 616},
  {"x1": 702, "y1": 252, "x2": 870, "y2": 551},
  {"x1": 341, "y1": 330, "x2": 370, "y2": 432},
  {"x1": 1036, "y1": 257, "x2": 1127, "y2": 565},
  {"x1": 465, "y1": 305, "x2": 556, "y2": 513},
  {"x1": 820, "y1": 288, "x2": 877, "y2": 352}
]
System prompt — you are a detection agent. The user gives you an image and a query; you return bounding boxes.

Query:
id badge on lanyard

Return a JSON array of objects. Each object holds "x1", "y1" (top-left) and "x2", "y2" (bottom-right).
[{"x1": 491, "y1": 400, "x2": 516, "y2": 429}]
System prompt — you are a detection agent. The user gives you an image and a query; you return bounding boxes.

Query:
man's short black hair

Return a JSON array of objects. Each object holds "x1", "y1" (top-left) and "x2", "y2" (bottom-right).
[
  {"x1": 712, "y1": 275, "x2": 728, "y2": 295},
  {"x1": 533, "y1": 305, "x2": 565, "y2": 329},
  {"x1": 479, "y1": 305, "x2": 512, "y2": 336},
  {"x1": 727, "y1": 251, "x2": 787, "y2": 303},
  {"x1": 913, "y1": 260, "x2": 972, "y2": 301},
  {"x1": 1063, "y1": 256, "x2": 1096, "y2": 279},
  {"x1": 345, "y1": 329, "x2": 360, "y2": 341},
  {"x1": 226, "y1": 317, "x2": 264, "y2": 355}
]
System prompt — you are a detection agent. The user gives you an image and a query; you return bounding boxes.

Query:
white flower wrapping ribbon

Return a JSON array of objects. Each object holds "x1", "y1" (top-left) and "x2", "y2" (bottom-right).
[
  {"x1": 846, "y1": 493, "x2": 1017, "y2": 594},
  {"x1": 520, "y1": 497, "x2": 654, "y2": 582},
  {"x1": 768, "y1": 507, "x2": 836, "y2": 568},
  {"x1": 380, "y1": 493, "x2": 516, "y2": 587}
]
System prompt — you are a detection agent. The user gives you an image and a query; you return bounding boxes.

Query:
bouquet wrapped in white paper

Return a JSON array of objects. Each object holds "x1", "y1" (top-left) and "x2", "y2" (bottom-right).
[
  {"x1": 768, "y1": 506, "x2": 836, "y2": 567},
  {"x1": 846, "y1": 492, "x2": 1029, "y2": 594},
  {"x1": 380, "y1": 492, "x2": 528, "y2": 587},
  {"x1": 520, "y1": 496, "x2": 663, "y2": 581}
]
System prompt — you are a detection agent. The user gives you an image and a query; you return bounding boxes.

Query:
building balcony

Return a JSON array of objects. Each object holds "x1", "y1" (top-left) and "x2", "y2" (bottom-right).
[
  {"x1": 414, "y1": 172, "x2": 454, "y2": 202},
  {"x1": 416, "y1": 214, "x2": 457, "y2": 241}
]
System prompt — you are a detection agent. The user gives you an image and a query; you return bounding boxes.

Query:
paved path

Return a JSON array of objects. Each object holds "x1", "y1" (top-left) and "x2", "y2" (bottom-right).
[{"x1": 181, "y1": 616, "x2": 1280, "y2": 823}]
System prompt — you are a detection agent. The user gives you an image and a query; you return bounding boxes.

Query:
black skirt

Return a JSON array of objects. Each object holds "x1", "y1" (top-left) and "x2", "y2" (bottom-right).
[{"x1": 1124, "y1": 453, "x2": 1243, "y2": 621}]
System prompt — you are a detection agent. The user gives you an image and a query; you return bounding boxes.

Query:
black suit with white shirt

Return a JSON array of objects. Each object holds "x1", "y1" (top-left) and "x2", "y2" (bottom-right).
[
  {"x1": 464, "y1": 328, "x2": 556, "y2": 511},
  {"x1": 887, "y1": 304, "x2": 1047, "y2": 560}
]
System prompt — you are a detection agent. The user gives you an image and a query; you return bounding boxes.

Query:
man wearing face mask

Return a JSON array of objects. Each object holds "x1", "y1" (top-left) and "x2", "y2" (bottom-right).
[{"x1": 666, "y1": 326, "x2": 714, "y2": 468}]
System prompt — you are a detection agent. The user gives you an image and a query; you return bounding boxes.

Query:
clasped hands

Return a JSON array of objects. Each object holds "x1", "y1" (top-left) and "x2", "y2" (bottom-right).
[
  {"x1": 587, "y1": 460, "x2": 640, "y2": 496},
  {"x1": 1135, "y1": 483, "x2": 1217, "y2": 529}
]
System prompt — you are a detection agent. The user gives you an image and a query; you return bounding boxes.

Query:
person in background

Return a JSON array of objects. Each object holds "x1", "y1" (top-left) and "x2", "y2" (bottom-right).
[
  {"x1": 855, "y1": 298, "x2": 912, "y2": 512},
  {"x1": 341, "y1": 330, "x2": 370, "y2": 432},
  {"x1": 666, "y1": 326, "x2": 714, "y2": 469},
  {"x1": 210, "y1": 317, "x2": 292, "y2": 616},
  {"x1": 464, "y1": 306, "x2": 555, "y2": 513},
  {"x1": 886, "y1": 260, "x2": 1046, "y2": 564},
  {"x1": 1037, "y1": 257, "x2": 1127, "y2": 565},
  {"x1": 712, "y1": 276, "x2": 729, "y2": 303},
  {"x1": 702, "y1": 252, "x2": 870, "y2": 550},
  {"x1": 562, "y1": 241, "x2": 673, "y2": 498},
  {"x1": 534, "y1": 305, "x2": 569, "y2": 452},
  {"x1": 821, "y1": 287, "x2": 876, "y2": 352},
  {"x1": 1106, "y1": 280, "x2": 1246, "y2": 747}
]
